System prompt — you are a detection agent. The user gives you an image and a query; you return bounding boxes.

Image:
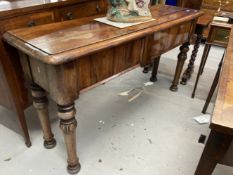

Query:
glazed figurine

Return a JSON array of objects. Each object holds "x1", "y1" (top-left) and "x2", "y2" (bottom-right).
[{"x1": 107, "y1": 0, "x2": 152, "y2": 23}]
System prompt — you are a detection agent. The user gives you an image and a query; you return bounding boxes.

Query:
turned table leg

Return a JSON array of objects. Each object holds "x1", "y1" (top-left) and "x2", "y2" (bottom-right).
[
  {"x1": 181, "y1": 33, "x2": 202, "y2": 85},
  {"x1": 195, "y1": 130, "x2": 232, "y2": 175},
  {"x1": 58, "y1": 103, "x2": 81, "y2": 174},
  {"x1": 150, "y1": 56, "x2": 161, "y2": 82},
  {"x1": 191, "y1": 44, "x2": 212, "y2": 98},
  {"x1": 170, "y1": 42, "x2": 190, "y2": 92},
  {"x1": 202, "y1": 55, "x2": 224, "y2": 114},
  {"x1": 31, "y1": 83, "x2": 56, "y2": 149}
]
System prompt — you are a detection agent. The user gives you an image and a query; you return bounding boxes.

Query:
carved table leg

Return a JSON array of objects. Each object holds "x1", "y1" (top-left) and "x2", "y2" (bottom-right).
[
  {"x1": 150, "y1": 56, "x2": 161, "y2": 82},
  {"x1": 31, "y1": 83, "x2": 56, "y2": 149},
  {"x1": 58, "y1": 103, "x2": 81, "y2": 174},
  {"x1": 181, "y1": 34, "x2": 202, "y2": 85},
  {"x1": 195, "y1": 130, "x2": 232, "y2": 175},
  {"x1": 170, "y1": 42, "x2": 190, "y2": 92}
]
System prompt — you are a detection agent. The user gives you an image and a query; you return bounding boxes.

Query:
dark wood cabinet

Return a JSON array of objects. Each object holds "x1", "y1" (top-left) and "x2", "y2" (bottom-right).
[
  {"x1": 177, "y1": 0, "x2": 203, "y2": 10},
  {"x1": 0, "y1": 0, "x2": 108, "y2": 147}
]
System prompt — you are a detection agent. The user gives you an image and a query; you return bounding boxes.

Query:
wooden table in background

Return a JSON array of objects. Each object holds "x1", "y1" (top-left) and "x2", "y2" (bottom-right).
[
  {"x1": 3, "y1": 5, "x2": 202, "y2": 174},
  {"x1": 195, "y1": 26, "x2": 233, "y2": 175},
  {"x1": 192, "y1": 22, "x2": 232, "y2": 99}
]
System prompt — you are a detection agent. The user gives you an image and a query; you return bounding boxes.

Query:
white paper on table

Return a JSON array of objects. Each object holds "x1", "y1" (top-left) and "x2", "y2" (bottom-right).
[{"x1": 94, "y1": 17, "x2": 155, "y2": 28}]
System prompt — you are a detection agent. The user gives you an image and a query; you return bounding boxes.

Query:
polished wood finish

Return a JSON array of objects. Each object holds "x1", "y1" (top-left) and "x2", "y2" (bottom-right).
[
  {"x1": 0, "y1": 0, "x2": 108, "y2": 146},
  {"x1": 3, "y1": 5, "x2": 202, "y2": 174},
  {"x1": 195, "y1": 26, "x2": 233, "y2": 174},
  {"x1": 211, "y1": 26, "x2": 233, "y2": 134}
]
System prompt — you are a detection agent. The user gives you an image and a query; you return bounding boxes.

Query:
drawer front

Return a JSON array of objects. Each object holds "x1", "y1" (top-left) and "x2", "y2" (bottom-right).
[
  {"x1": 59, "y1": 0, "x2": 107, "y2": 21},
  {"x1": 2, "y1": 11, "x2": 55, "y2": 31},
  {"x1": 209, "y1": 27, "x2": 230, "y2": 46}
]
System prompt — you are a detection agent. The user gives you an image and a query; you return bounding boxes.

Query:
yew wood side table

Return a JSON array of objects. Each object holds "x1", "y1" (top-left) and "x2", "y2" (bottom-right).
[{"x1": 3, "y1": 5, "x2": 202, "y2": 174}]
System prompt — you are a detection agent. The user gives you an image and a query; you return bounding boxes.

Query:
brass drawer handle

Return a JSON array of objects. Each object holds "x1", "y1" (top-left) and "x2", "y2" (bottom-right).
[
  {"x1": 96, "y1": 3, "x2": 101, "y2": 13},
  {"x1": 66, "y1": 12, "x2": 74, "y2": 20},
  {"x1": 27, "y1": 20, "x2": 36, "y2": 27}
]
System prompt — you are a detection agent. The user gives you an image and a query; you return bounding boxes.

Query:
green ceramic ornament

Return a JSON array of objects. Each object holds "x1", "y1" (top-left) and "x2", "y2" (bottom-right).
[{"x1": 107, "y1": 0, "x2": 152, "y2": 23}]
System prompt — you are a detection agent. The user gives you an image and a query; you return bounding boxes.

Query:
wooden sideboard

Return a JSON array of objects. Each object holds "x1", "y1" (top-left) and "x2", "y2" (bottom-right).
[
  {"x1": 3, "y1": 5, "x2": 202, "y2": 174},
  {"x1": 0, "y1": 0, "x2": 108, "y2": 147}
]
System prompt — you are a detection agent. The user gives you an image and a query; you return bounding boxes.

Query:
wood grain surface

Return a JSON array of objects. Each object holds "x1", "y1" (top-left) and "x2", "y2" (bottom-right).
[
  {"x1": 3, "y1": 5, "x2": 203, "y2": 65},
  {"x1": 211, "y1": 26, "x2": 233, "y2": 135}
]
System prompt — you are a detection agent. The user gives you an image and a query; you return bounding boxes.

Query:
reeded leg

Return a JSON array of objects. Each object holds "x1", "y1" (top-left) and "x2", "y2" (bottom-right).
[
  {"x1": 58, "y1": 103, "x2": 81, "y2": 174},
  {"x1": 202, "y1": 56, "x2": 224, "y2": 114},
  {"x1": 170, "y1": 42, "x2": 190, "y2": 92},
  {"x1": 31, "y1": 83, "x2": 56, "y2": 149},
  {"x1": 195, "y1": 130, "x2": 232, "y2": 175},
  {"x1": 150, "y1": 56, "x2": 161, "y2": 82},
  {"x1": 181, "y1": 34, "x2": 202, "y2": 85}
]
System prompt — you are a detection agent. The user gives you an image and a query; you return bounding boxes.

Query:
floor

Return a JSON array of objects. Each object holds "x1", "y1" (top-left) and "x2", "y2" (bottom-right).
[{"x1": 1, "y1": 45, "x2": 233, "y2": 175}]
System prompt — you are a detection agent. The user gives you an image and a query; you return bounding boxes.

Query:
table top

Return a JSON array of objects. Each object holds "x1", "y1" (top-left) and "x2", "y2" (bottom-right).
[
  {"x1": 211, "y1": 26, "x2": 233, "y2": 135},
  {"x1": 3, "y1": 5, "x2": 203, "y2": 65}
]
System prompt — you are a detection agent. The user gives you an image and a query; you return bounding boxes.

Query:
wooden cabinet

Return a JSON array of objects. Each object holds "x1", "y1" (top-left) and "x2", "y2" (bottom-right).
[
  {"x1": 202, "y1": 0, "x2": 233, "y2": 12},
  {"x1": 2, "y1": 11, "x2": 55, "y2": 31},
  {"x1": 177, "y1": 0, "x2": 203, "y2": 10},
  {"x1": 178, "y1": 0, "x2": 233, "y2": 38},
  {"x1": 0, "y1": 0, "x2": 108, "y2": 147},
  {"x1": 202, "y1": 0, "x2": 233, "y2": 38},
  {"x1": 58, "y1": 0, "x2": 107, "y2": 21},
  {"x1": 208, "y1": 25, "x2": 231, "y2": 46}
]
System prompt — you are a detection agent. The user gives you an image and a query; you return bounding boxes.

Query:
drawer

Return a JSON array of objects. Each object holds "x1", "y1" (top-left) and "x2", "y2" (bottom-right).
[
  {"x1": 2, "y1": 11, "x2": 55, "y2": 31},
  {"x1": 59, "y1": 0, "x2": 107, "y2": 21},
  {"x1": 209, "y1": 27, "x2": 230, "y2": 46}
]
